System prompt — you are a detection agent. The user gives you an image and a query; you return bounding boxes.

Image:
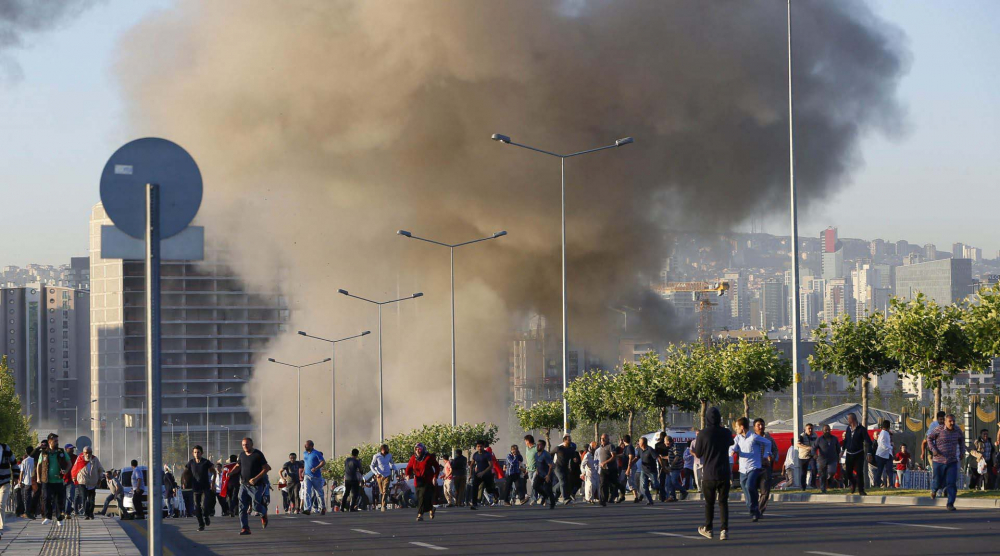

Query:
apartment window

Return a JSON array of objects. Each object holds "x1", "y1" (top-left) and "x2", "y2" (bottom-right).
[
  {"x1": 62, "y1": 361, "x2": 68, "y2": 369},
  {"x1": 62, "y1": 340, "x2": 68, "y2": 348},
  {"x1": 62, "y1": 331, "x2": 68, "y2": 339}
]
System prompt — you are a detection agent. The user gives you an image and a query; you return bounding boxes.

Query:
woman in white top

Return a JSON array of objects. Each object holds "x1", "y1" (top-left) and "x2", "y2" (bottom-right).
[
  {"x1": 875, "y1": 420, "x2": 894, "y2": 489},
  {"x1": 582, "y1": 442, "x2": 600, "y2": 503}
]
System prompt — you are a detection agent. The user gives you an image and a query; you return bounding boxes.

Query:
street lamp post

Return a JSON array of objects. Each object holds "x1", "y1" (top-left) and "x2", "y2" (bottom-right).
[
  {"x1": 786, "y1": 0, "x2": 804, "y2": 445},
  {"x1": 234, "y1": 374, "x2": 264, "y2": 450},
  {"x1": 297, "y1": 330, "x2": 370, "y2": 458},
  {"x1": 396, "y1": 230, "x2": 506, "y2": 429},
  {"x1": 267, "y1": 358, "x2": 331, "y2": 449},
  {"x1": 337, "y1": 290, "x2": 423, "y2": 441},
  {"x1": 184, "y1": 387, "x2": 232, "y2": 460},
  {"x1": 490, "y1": 132, "x2": 633, "y2": 434},
  {"x1": 222, "y1": 426, "x2": 231, "y2": 458}
]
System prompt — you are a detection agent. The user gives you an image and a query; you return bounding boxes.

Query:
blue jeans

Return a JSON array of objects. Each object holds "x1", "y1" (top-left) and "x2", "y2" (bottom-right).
[
  {"x1": 875, "y1": 456, "x2": 893, "y2": 488},
  {"x1": 638, "y1": 469, "x2": 658, "y2": 502},
  {"x1": 667, "y1": 469, "x2": 687, "y2": 499},
  {"x1": 740, "y1": 468, "x2": 763, "y2": 515},
  {"x1": 238, "y1": 483, "x2": 267, "y2": 530},
  {"x1": 930, "y1": 462, "x2": 939, "y2": 493},
  {"x1": 303, "y1": 475, "x2": 323, "y2": 512},
  {"x1": 936, "y1": 461, "x2": 959, "y2": 505}
]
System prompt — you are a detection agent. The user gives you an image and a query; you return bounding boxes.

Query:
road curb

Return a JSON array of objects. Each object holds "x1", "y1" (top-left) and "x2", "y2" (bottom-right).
[{"x1": 684, "y1": 490, "x2": 1000, "y2": 509}]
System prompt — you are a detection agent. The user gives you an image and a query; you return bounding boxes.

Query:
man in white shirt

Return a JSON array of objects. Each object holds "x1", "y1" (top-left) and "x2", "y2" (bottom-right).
[
  {"x1": 18, "y1": 447, "x2": 36, "y2": 519},
  {"x1": 370, "y1": 444, "x2": 396, "y2": 512},
  {"x1": 874, "y1": 420, "x2": 894, "y2": 488},
  {"x1": 728, "y1": 417, "x2": 771, "y2": 522}
]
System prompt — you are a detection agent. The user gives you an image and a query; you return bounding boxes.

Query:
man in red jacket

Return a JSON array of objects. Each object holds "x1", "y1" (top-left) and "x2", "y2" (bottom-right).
[
  {"x1": 220, "y1": 456, "x2": 239, "y2": 517},
  {"x1": 405, "y1": 443, "x2": 440, "y2": 522}
]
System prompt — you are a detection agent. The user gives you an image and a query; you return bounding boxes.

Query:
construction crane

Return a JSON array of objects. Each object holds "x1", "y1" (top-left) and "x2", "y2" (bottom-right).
[
  {"x1": 657, "y1": 281, "x2": 730, "y2": 344},
  {"x1": 691, "y1": 282, "x2": 730, "y2": 346}
]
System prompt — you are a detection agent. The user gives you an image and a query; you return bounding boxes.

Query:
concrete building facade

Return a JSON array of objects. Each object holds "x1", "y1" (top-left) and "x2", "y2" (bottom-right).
[
  {"x1": 894, "y1": 258, "x2": 973, "y2": 305},
  {"x1": 89, "y1": 203, "x2": 287, "y2": 468},
  {"x1": 2, "y1": 285, "x2": 90, "y2": 436}
]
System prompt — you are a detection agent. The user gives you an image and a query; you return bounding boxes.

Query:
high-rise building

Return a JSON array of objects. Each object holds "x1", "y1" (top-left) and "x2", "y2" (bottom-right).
[
  {"x1": 963, "y1": 245, "x2": 982, "y2": 262},
  {"x1": 924, "y1": 244, "x2": 937, "y2": 261},
  {"x1": 870, "y1": 239, "x2": 886, "y2": 259},
  {"x1": 2, "y1": 285, "x2": 90, "y2": 434},
  {"x1": 760, "y1": 280, "x2": 785, "y2": 330},
  {"x1": 723, "y1": 271, "x2": 749, "y2": 328},
  {"x1": 894, "y1": 258, "x2": 973, "y2": 305},
  {"x1": 895, "y1": 240, "x2": 911, "y2": 258},
  {"x1": 823, "y1": 277, "x2": 854, "y2": 322},
  {"x1": 822, "y1": 228, "x2": 837, "y2": 254},
  {"x1": 509, "y1": 317, "x2": 602, "y2": 409},
  {"x1": 821, "y1": 227, "x2": 844, "y2": 280},
  {"x1": 952, "y1": 242, "x2": 965, "y2": 259},
  {"x1": 89, "y1": 203, "x2": 288, "y2": 467}
]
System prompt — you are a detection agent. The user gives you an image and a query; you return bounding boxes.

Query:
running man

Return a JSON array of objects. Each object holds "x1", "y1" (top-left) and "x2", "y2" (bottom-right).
[
  {"x1": 230, "y1": 438, "x2": 270, "y2": 536},
  {"x1": 469, "y1": 440, "x2": 495, "y2": 510},
  {"x1": 841, "y1": 413, "x2": 871, "y2": 496},
  {"x1": 300, "y1": 440, "x2": 326, "y2": 515},
  {"x1": 531, "y1": 439, "x2": 555, "y2": 509},
  {"x1": 186, "y1": 446, "x2": 216, "y2": 531},
  {"x1": 370, "y1": 444, "x2": 396, "y2": 512},
  {"x1": 729, "y1": 417, "x2": 770, "y2": 522},
  {"x1": 926, "y1": 413, "x2": 966, "y2": 511}
]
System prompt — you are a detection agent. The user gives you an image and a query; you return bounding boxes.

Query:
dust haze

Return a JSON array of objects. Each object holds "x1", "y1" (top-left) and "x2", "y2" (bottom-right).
[{"x1": 113, "y1": 0, "x2": 908, "y2": 456}]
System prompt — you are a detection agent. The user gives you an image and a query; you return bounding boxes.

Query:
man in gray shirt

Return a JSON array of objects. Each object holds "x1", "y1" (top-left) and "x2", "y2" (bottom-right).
[{"x1": 595, "y1": 434, "x2": 621, "y2": 507}]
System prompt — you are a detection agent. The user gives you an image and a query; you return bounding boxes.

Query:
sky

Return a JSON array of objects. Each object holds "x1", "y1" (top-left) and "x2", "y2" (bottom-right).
[{"x1": 1, "y1": 0, "x2": 998, "y2": 267}]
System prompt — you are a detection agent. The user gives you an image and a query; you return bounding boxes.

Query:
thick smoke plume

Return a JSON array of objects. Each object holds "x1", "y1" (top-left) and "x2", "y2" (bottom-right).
[
  {"x1": 0, "y1": 0, "x2": 98, "y2": 82},
  {"x1": 113, "y1": 0, "x2": 907, "y2": 456}
]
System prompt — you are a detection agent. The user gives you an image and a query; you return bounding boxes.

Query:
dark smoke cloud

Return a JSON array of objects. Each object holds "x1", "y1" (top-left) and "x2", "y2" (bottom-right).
[
  {"x1": 113, "y1": 0, "x2": 908, "y2": 454},
  {"x1": 0, "y1": 0, "x2": 99, "y2": 82}
]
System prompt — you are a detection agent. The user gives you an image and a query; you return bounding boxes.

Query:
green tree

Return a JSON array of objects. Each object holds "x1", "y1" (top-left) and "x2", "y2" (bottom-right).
[
  {"x1": 884, "y1": 294, "x2": 987, "y2": 416},
  {"x1": 965, "y1": 283, "x2": 1000, "y2": 359},
  {"x1": 719, "y1": 340, "x2": 792, "y2": 419},
  {"x1": 663, "y1": 342, "x2": 729, "y2": 428},
  {"x1": 809, "y1": 312, "x2": 898, "y2": 427},
  {"x1": 323, "y1": 422, "x2": 499, "y2": 483},
  {"x1": 887, "y1": 379, "x2": 908, "y2": 413},
  {"x1": 515, "y1": 401, "x2": 572, "y2": 446},
  {"x1": 611, "y1": 361, "x2": 653, "y2": 439},
  {"x1": 564, "y1": 370, "x2": 615, "y2": 443},
  {"x1": 635, "y1": 352, "x2": 699, "y2": 431},
  {"x1": 0, "y1": 355, "x2": 35, "y2": 450},
  {"x1": 164, "y1": 433, "x2": 191, "y2": 469}
]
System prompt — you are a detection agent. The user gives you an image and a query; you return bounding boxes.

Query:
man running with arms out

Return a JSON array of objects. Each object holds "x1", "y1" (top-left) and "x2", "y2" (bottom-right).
[
  {"x1": 729, "y1": 417, "x2": 770, "y2": 522},
  {"x1": 696, "y1": 407, "x2": 733, "y2": 541},
  {"x1": 926, "y1": 413, "x2": 966, "y2": 511},
  {"x1": 187, "y1": 446, "x2": 216, "y2": 531},
  {"x1": 300, "y1": 440, "x2": 325, "y2": 515},
  {"x1": 230, "y1": 438, "x2": 270, "y2": 536},
  {"x1": 370, "y1": 444, "x2": 395, "y2": 512}
]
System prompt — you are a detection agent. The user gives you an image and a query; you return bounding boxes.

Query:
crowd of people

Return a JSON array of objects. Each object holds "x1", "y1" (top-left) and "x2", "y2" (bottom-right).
[{"x1": 0, "y1": 408, "x2": 994, "y2": 540}]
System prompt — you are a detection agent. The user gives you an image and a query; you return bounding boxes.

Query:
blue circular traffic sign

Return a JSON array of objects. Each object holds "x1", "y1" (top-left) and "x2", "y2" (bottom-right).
[{"x1": 99, "y1": 138, "x2": 203, "y2": 239}]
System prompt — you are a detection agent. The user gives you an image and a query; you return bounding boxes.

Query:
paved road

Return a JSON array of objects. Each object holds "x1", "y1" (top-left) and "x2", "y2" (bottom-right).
[{"x1": 117, "y1": 500, "x2": 998, "y2": 556}]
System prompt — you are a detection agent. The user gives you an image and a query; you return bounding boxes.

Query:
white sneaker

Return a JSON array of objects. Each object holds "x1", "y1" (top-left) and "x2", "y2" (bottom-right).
[
  {"x1": 720, "y1": 530, "x2": 728, "y2": 541},
  {"x1": 56, "y1": 520, "x2": 63, "y2": 527},
  {"x1": 42, "y1": 518, "x2": 51, "y2": 525}
]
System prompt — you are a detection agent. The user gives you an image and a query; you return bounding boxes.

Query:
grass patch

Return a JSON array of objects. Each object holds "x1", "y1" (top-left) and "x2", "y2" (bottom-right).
[{"x1": 818, "y1": 488, "x2": 1000, "y2": 499}]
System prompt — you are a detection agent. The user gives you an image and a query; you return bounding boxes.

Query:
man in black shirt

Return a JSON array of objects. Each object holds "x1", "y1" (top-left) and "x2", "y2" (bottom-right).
[
  {"x1": 341, "y1": 449, "x2": 363, "y2": 512},
  {"x1": 186, "y1": 445, "x2": 216, "y2": 531},
  {"x1": 450, "y1": 449, "x2": 468, "y2": 507},
  {"x1": 635, "y1": 437, "x2": 659, "y2": 506},
  {"x1": 654, "y1": 432, "x2": 670, "y2": 502},
  {"x1": 693, "y1": 407, "x2": 733, "y2": 541},
  {"x1": 281, "y1": 453, "x2": 301, "y2": 513},
  {"x1": 469, "y1": 440, "x2": 494, "y2": 510},
  {"x1": 553, "y1": 435, "x2": 578, "y2": 505},
  {"x1": 230, "y1": 438, "x2": 270, "y2": 535}
]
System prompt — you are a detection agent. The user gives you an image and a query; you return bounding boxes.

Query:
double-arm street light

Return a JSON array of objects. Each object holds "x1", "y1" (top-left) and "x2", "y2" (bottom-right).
[
  {"x1": 267, "y1": 357, "x2": 332, "y2": 449},
  {"x1": 297, "y1": 330, "x2": 370, "y2": 458},
  {"x1": 490, "y1": 132, "x2": 633, "y2": 434},
  {"x1": 337, "y1": 289, "x2": 423, "y2": 441},
  {"x1": 183, "y1": 387, "x2": 233, "y2": 459},
  {"x1": 396, "y1": 230, "x2": 506, "y2": 429}
]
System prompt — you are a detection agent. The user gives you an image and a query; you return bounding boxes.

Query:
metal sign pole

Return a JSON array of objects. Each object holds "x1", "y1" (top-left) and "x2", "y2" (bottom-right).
[{"x1": 146, "y1": 184, "x2": 163, "y2": 556}]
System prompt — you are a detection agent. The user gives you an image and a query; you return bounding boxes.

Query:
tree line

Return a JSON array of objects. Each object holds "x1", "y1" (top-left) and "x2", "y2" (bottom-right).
[{"x1": 517, "y1": 285, "x2": 1000, "y2": 441}]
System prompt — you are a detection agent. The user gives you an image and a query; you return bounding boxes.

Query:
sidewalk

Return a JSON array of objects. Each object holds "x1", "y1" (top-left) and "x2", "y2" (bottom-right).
[
  {"x1": 686, "y1": 490, "x2": 1000, "y2": 509},
  {"x1": 0, "y1": 516, "x2": 140, "y2": 556}
]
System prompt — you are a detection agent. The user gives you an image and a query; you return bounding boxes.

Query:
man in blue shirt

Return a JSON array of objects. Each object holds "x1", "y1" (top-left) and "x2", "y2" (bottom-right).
[
  {"x1": 300, "y1": 440, "x2": 326, "y2": 515},
  {"x1": 728, "y1": 417, "x2": 771, "y2": 522}
]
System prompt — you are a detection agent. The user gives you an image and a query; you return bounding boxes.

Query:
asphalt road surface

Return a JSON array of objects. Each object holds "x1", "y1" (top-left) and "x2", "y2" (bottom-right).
[{"x1": 118, "y1": 499, "x2": 999, "y2": 556}]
